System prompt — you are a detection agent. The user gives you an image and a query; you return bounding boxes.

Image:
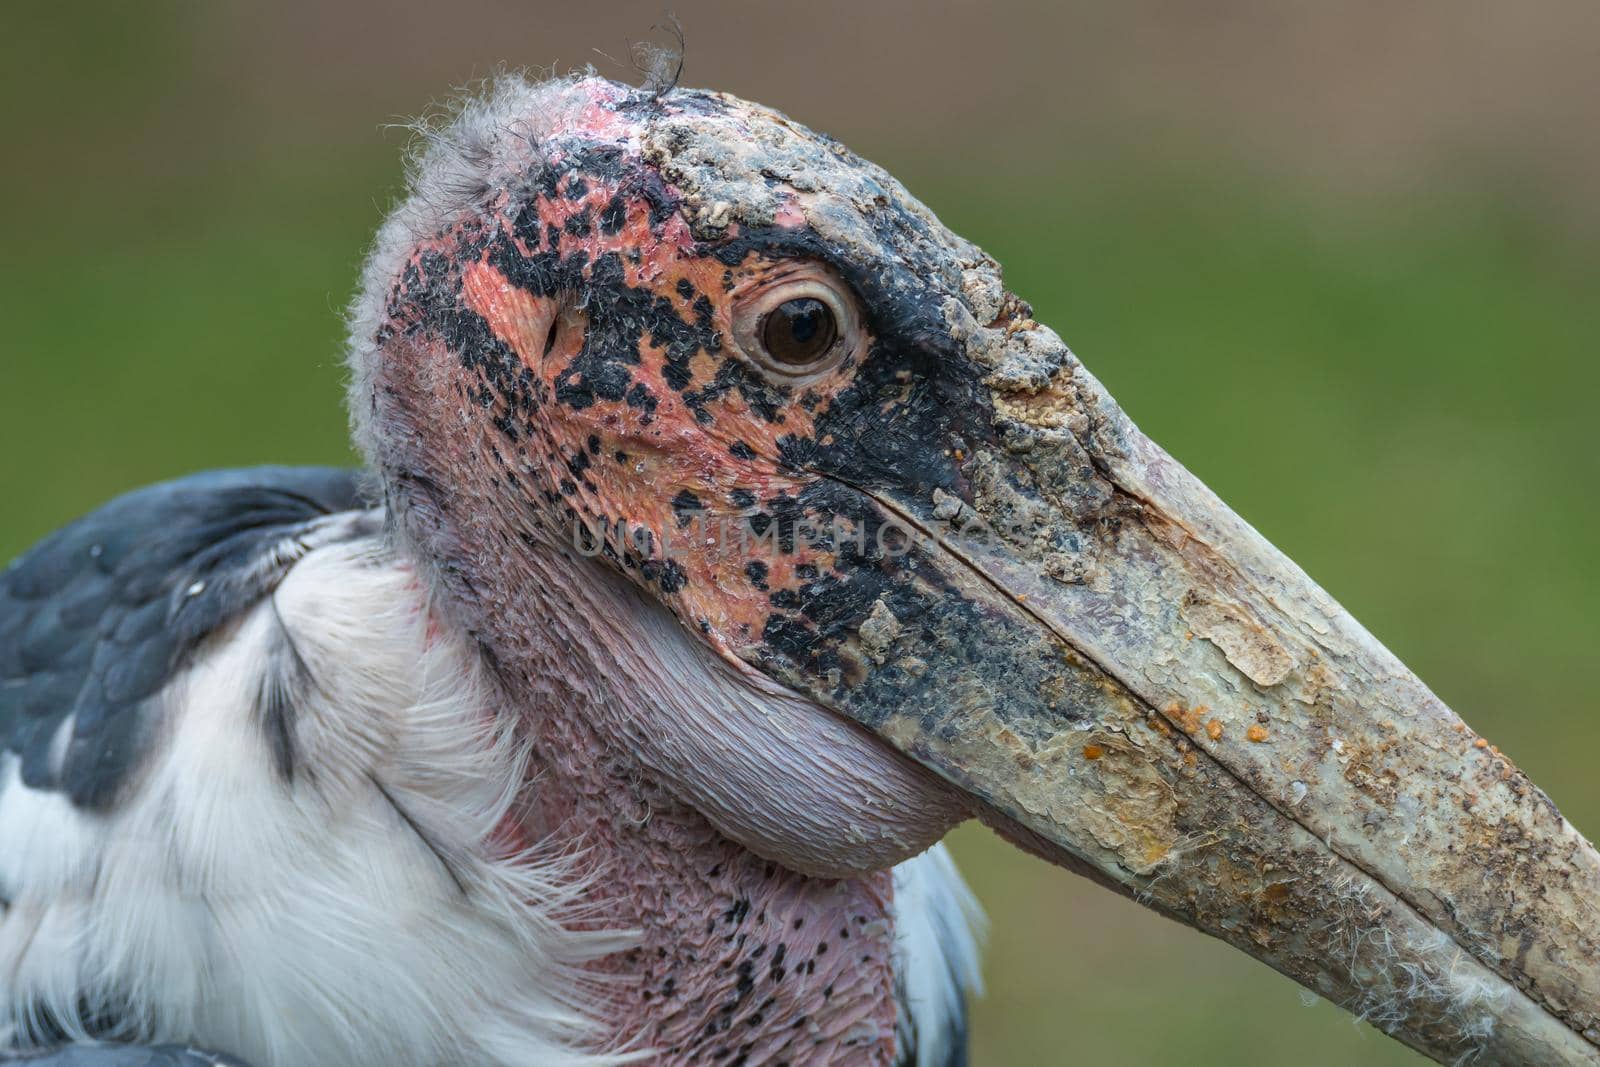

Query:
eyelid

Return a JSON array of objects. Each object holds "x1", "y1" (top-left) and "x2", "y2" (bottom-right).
[{"x1": 731, "y1": 268, "x2": 862, "y2": 381}]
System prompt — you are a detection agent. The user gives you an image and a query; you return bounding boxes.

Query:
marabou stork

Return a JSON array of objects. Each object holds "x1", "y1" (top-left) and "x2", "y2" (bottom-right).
[{"x1": 2, "y1": 74, "x2": 1597, "y2": 1067}]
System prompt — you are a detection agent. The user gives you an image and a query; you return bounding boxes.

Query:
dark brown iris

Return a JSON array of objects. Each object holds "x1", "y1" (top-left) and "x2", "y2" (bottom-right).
[{"x1": 760, "y1": 298, "x2": 838, "y2": 366}]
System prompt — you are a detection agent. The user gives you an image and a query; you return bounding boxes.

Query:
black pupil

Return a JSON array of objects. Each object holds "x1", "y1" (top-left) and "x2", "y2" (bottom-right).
[{"x1": 762, "y1": 298, "x2": 837, "y2": 365}]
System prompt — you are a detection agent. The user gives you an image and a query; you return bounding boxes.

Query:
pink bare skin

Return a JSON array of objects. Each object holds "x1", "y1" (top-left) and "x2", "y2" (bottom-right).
[{"x1": 373, "y1": 327, "x2": 967, "y2": 1062}]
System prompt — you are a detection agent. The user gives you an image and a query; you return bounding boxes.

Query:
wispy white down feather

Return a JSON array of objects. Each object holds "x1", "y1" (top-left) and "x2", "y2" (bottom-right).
[
  {"x1": 0, "y1": 525, "x2": 986, "y2": 1066},
  {"x1": 0, "y1": 531, "x2": 632, "y2": 1067},
  {"x1": 893, "y1": 845, "x2": 985, "y2": 1067},
  {"x1": 347, "y1": 71, "x2": 621, "y2": 473}
]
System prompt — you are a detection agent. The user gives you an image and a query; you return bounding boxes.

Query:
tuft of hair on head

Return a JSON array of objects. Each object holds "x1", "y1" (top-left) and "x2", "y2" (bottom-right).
[
  {"x1": 345, "y1": 69, "x2": 612, "y2": 470},
  {"x1": 631, "y1": 13, "x2": 685, "y2": 101}
]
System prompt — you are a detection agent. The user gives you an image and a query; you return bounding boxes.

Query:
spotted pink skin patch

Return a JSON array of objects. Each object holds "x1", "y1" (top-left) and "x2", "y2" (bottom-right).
[
  {"x1": 773, "y1": 199, "x2": 809, "y2": 228},
  {"x1": 533, "y1": 723, "x2": 903, "y2": 1065},
  {"x1": 455, "y1": 166, "x2": 870, "y2": 669},
  {"x1": 364, "y1": 84, "x2": 967, "y2": 1063},
  {"x1": 372, "y1": 317, "x2": 922, "y2": 1065}
]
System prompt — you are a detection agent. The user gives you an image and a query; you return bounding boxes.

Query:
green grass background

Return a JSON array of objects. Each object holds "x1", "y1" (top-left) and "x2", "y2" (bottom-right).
[{"x1": 2, "y1": 4, "x2": 1596, "y2": 1064}]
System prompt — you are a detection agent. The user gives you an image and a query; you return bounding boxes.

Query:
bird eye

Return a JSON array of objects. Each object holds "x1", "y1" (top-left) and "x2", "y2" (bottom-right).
[
  {"x1": 731, "y1": 268, "x2": 859, "y2": 380},
  {"x1": 760, "y1": 298, "x2": 838, "y2": 366}
]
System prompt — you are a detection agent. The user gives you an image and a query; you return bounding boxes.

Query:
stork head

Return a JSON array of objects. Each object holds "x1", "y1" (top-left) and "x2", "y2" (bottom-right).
[{"x1": 350, "y1": 75, "x2": 1600, "y2": 1064}]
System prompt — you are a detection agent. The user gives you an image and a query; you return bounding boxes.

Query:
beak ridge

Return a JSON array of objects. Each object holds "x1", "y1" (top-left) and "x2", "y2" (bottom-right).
[{"x1": 866, "y1": 321, "x2": 1600, "y2": 1064}]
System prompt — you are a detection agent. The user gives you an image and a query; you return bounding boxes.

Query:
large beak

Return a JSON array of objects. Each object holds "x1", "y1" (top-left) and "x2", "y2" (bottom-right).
[{"x1": 786, "y1": 305, "x2": 1600, "y2": 1064}]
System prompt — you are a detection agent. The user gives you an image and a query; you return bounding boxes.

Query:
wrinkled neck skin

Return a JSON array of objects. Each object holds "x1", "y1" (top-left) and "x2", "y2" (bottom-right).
[
  {"x1": 498, "y1": 562, "x2": 903, "y2": 1064},
  {"x1": 366, "y1": 335, "x2": 967, "y2": 1063}
]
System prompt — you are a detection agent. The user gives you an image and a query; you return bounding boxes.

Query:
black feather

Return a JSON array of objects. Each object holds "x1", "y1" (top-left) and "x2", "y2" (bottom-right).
[{"x1": 0, "y1": 467, "x2": 371, "y2": 810}]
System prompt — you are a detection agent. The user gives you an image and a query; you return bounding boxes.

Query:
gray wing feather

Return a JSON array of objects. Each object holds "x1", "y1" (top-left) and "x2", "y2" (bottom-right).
[
  {"x1": 0, "y1": 467, "x2": 370, "y2": 809},
  {"x1": 1, "y1": 468, "x2": 375, "y2": 1059}
]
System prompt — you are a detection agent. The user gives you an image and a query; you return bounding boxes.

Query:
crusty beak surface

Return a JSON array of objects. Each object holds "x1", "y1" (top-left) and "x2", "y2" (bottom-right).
[
  {"x1": 628, "y1": 85, "x2": 1600, "y2": 1064},
  {"x1": 832, "y1": 320, "x2": 1600, "y2": 1065}
]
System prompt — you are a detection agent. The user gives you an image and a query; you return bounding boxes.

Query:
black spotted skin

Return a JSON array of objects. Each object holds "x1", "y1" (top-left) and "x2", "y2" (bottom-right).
[
  {"x1": 0, "y1": 467, "x2": 370, "y2": 809},
  {"x1": 372, "y1": 97, "x2": 1105, "y2": 781}
]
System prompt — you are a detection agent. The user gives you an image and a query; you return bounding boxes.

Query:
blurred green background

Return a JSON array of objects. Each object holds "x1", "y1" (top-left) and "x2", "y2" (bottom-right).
[{"x1": 2, "y1": 2, "x2": 1596, "y2": 1063}]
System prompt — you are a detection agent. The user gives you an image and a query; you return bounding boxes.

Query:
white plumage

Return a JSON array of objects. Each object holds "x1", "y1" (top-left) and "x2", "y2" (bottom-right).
[{"x1": 0, "y1": 524, "x2": 980, "y2": 1066}]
